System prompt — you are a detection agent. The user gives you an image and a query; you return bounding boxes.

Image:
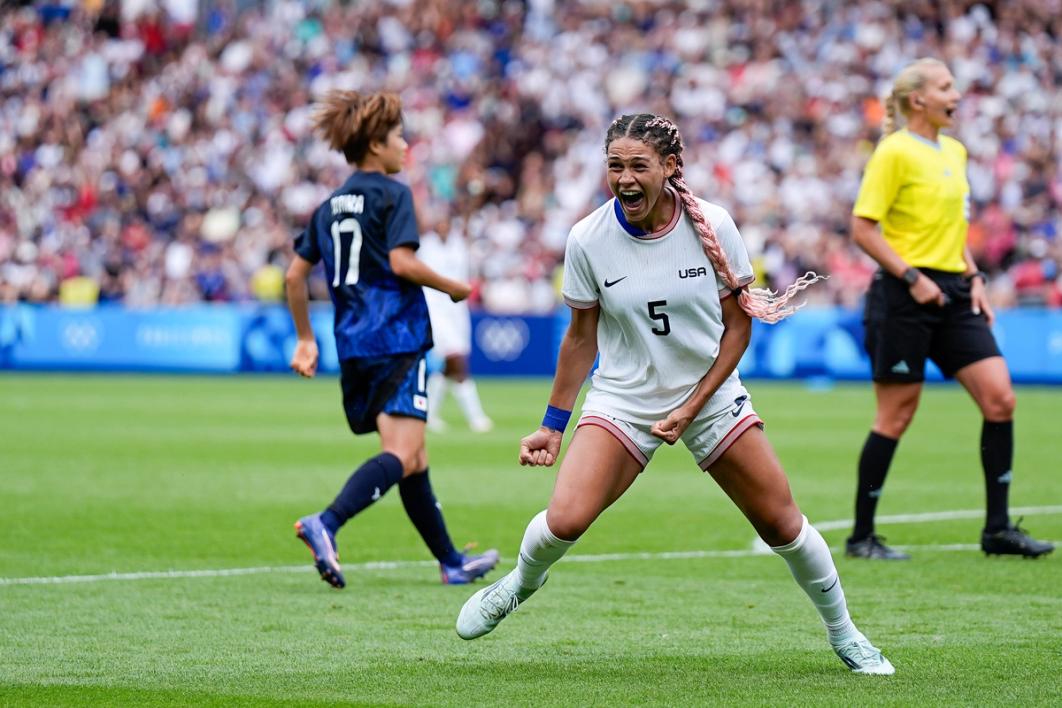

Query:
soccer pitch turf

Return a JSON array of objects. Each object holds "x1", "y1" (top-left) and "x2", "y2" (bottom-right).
[{"x1": 1, "y1": 374, "x2": 1060, "y2": 706}]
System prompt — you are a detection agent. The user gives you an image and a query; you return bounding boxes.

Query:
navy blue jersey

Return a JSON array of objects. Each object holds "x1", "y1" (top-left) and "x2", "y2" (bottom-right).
[{"x1": 295, "y1": 172, "x2": 433, "y2": 359}]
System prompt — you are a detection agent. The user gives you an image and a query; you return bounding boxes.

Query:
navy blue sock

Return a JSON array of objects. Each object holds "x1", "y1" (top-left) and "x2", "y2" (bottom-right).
[
  {"x1": 322, "y1": 452, "x2": 404, "y2": 533},
  {"x1": 399, "y1": 469, "x2": 463, "y2": 567},
  {"x1": 981, "y1": 420, "x2": 1013, "y2": 533}
]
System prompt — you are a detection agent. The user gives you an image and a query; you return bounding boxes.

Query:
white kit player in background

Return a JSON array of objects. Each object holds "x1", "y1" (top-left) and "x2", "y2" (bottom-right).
[
  {"x1": 455, "y1": 114, "x2": 894, "y2": 676},
  {"x1": 419, "y1": 214, "x2": 494, "y2": 433}
]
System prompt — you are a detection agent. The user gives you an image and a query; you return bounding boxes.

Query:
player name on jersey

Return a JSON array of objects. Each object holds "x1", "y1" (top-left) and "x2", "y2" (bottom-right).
[{"x1": 330, "y1": 194, "x2": 365, "y2": 215}]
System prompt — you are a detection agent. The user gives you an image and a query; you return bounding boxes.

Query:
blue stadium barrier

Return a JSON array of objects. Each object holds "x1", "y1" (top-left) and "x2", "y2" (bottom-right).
[{"x1": 2, "y1": 304, "x2": 1061, "y2": 383}]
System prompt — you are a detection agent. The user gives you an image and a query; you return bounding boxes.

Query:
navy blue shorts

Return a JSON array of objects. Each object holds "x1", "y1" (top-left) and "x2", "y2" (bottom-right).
[
  {"x1": 339, "y1": 352, "x2": 428, "y2": 435},
  {"x1": 863, "y1": 269, "x2": 1001, "y2": 383}
]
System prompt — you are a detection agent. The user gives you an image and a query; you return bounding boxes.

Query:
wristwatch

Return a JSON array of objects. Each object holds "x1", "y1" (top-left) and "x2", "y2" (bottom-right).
[
  {"x1": 901, "y1": 267, "x2": 920, "y2": 286},
  {"x1": 965, "y1": 270, "x2": 988, "y2": 285}
]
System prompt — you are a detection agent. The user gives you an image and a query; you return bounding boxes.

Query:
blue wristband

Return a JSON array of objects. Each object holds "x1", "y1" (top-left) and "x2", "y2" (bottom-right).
[{"x1": 541, "y1": 405, "x2": 572, "y2": 433}]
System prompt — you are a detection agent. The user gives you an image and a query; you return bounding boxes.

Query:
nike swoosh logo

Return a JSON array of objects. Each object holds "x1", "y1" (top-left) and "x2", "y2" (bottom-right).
[
  {"x1": 603, "y1": 277, "x2": 628, "y2": 288},
  {"x1": 821, "y1": 577, "x2": 838, "y2": 593},
  {"x1": 730, "y1": 395, "x2": 748, "y2": 417}
]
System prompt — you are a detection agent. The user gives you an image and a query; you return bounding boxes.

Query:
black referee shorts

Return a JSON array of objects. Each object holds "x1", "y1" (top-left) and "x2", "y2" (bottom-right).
[{"x1": 863, "y1": 268, "x2": 1001, "y2": 383}]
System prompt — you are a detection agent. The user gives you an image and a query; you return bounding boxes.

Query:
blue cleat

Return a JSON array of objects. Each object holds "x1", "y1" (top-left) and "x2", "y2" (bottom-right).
[
  {"x1": 294, "y1": 514, "x2": 345, "y2": 589},
  {"x1": 441, "y1": 548, "x2": 501, "y2": 585}
]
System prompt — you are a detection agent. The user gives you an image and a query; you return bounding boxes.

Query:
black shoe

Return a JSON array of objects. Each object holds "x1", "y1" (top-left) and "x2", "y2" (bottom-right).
[
  {"x1": 845, "y1": 534, "x2": 911, "y2": 560},
  {"x1": 981, "y1": 520, "x2": 1055, "y2": 558}
]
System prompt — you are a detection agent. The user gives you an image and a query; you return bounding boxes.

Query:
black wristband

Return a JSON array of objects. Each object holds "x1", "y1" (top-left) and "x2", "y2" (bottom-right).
[
  {"x1": 965, "y1": 270, "x2": 988, "y2": 285},
  {"x1": 901, "y1": 267, "x2": 920, "y2": 286}
]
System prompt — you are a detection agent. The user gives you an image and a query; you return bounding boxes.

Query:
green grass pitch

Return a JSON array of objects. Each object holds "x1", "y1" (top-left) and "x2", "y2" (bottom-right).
[{"x1": 1, "y1": 374, "x2": 1060, "y2": 706}]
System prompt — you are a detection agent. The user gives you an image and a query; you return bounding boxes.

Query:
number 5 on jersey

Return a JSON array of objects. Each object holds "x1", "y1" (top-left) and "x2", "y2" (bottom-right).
[
  {"x1": 330, "y1": 218, "x2": 364, "y2": 287},
  {"x1": 648, "y1": 300, "x2": 670, "y2": 336}
]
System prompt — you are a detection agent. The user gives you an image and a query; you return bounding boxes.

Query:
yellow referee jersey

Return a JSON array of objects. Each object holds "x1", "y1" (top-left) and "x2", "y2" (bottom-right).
[{"x1": 853, "y1": 130, "x2": 970, "y2": 272}]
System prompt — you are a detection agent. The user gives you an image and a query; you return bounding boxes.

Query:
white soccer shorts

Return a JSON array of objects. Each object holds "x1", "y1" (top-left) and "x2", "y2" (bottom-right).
[
  {"x1": 427, "y1": 300, "x2": 471, "y2": 357},
  {"x1": 577, "y1": 393, "x2": 763, "y2": 471}
]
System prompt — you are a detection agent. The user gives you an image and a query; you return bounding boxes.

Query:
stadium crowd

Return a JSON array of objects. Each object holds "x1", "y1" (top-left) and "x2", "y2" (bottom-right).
[{"x1": 2, "y1": 0, "x2": 1061, "y2": 311}]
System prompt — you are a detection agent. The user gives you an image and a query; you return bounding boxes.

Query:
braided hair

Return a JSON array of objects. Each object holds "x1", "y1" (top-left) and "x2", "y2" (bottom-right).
[{"x1": 605, "y1": 114, "x2": 824, "y2": 323}]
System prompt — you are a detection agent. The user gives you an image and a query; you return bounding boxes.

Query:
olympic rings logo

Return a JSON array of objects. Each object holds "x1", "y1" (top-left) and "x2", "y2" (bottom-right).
[
  {"x1": 475, "y1": 318, "x2": 529, "y2": 362},
  {"x1": 61, "y1": 320, "x2": 101, "y2": 352}
]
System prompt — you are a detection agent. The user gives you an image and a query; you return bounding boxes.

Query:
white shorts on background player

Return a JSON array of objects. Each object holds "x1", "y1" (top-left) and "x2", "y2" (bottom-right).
[
  {"x1": 562, "y1": 192, "x2": 759, "y2": 467},
  {"x1": 425, "y1": 295, "x2": 471, "y2": 357},
  {"x1": 420, "y1": 229, "x2": 472, "y2": 357}
]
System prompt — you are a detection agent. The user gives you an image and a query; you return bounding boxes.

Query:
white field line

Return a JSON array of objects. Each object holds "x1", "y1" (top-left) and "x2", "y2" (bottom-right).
[
  {"x1": 745, "y1": 504, "x2": 1062, "y2": 554},
  {"x1": 0, "y1": 561, "x2": 437, "y2": 586},
  {"x1": 743, "y1": 503, "x2": 1062, "y2": 551},
  {"x1": 810, "y1": 505, "x2": 1062, "y2": 532},
  {"x1": 1, "y1": 506, "x2": 1058, "y2": 587}
]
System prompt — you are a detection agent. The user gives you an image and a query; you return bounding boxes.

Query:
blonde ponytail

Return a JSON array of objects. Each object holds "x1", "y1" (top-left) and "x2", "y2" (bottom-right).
[
  {"x1": 882, "y1": 57, "x2": 946, "y2": 136},
  {"x1": 882, "y1": 91, "x2": 900, "y2": 135}
]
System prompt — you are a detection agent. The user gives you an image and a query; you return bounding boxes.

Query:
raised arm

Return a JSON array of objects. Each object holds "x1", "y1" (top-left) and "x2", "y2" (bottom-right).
[{"x1": 519, "y1": 304, "x2": 600, "y2": 466}]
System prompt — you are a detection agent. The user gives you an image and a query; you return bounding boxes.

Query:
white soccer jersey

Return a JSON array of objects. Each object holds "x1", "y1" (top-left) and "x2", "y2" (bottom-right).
[
  {"x1": 562, "y1": 190, "x2": 755, "y2": 425},
  {"x1": 420, "y1": 230, "x2": 472, "y2": 356}
]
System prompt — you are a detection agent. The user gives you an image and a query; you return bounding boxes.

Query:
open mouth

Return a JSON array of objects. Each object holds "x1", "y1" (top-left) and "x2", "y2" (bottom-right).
[
  {"x1": 619, "y1": 190, "x2": 644, "y2": 212},
  {"x1": 944, "y1": 106, "x2": 956, "y2": 118}
]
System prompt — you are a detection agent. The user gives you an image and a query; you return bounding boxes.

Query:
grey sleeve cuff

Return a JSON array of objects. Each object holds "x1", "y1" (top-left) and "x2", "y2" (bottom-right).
[
  {"x1": 719, "y1": 274, "x2": 755, "y2": 298},
  {"x1": 563, "y1": 295, "x2": 599, "y2": 309}
]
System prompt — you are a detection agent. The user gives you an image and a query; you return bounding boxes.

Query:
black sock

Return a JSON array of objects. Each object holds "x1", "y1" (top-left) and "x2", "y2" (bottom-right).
[
  {"x1": 321, "y1": 452, "x2": 404, "y2": 533},
  {"x1": 851, "y1": 431, "x2": 899, "y2": 541},
  {"x1": 399, "y1": 469, "x2": 462, "y2": 567},
  {"x1": 980, "y1": 420, "x2": 1013, "y2": 533}
]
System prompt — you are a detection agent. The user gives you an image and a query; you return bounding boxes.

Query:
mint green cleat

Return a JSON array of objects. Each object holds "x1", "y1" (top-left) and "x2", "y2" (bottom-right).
[
  {"x1": 832, "y1": 631, "x2": 895, "y2": 675},
  {"x1": 456, "y1": 570, "x2": 542, "y2": 640}
]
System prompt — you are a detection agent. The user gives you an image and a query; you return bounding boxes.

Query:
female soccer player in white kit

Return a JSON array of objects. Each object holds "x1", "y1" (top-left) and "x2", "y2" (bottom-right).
[
  {"x1": 455, "y1": 114, "x2": 894, "y2": 675},
  {"x1": 418, "y1": 214, "x2": 493, "y2": 433}
]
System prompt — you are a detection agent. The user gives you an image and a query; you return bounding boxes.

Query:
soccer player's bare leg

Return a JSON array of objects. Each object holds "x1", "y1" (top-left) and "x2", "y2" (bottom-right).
[
  {"x1": 705, "y1": 426, "x2": 801, "y2": 546},
  {"x1": 708, "y1": 426, "x2": 894, "y2": 673},
  {"x1": 520, "y1": 425, "x2": 643, "y2": 591},
  {"x1": 456, "y1": 426, "x2": 641, "y2": 639},
  {"x1": 443, "y1": 354, "x2": 468, "y2": 382},
  {"x1": 545, "y1": 425, "x2": 644, "y2": 538},
  {"x1": 954, "y1": 356, "x2": 1015, "y2": 421},
  {"x1": 872, "y1": 381, "x2": 923, "y2": 439},
  {"x1": 377, "y1": 412, "x2": 428, "y2": 477}
]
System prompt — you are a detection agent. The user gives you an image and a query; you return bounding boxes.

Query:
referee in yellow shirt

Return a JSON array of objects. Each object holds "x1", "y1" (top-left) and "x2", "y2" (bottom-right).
[{"x1": 847, "y1": 58, "x2": 1052, "y2": 560}]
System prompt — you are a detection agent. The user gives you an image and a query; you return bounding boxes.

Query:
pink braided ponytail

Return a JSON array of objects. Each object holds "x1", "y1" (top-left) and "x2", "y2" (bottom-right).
[{"x1": 606, "y1": 114, "x2": 825, "y2": 323}]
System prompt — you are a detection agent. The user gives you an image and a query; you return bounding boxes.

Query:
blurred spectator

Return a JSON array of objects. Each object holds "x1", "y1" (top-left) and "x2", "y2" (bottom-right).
[{"x1": 1, "y1": 0, "x2": 1060, "y2": 311}]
